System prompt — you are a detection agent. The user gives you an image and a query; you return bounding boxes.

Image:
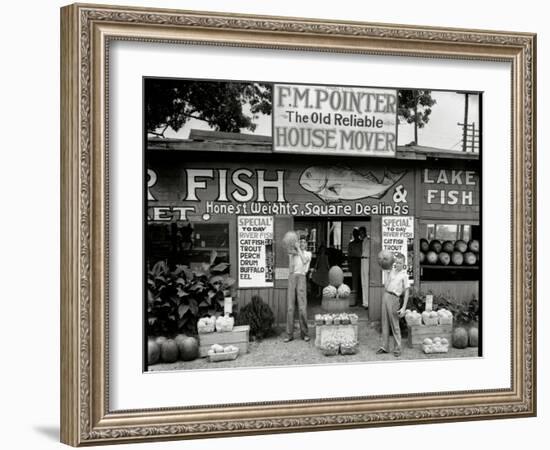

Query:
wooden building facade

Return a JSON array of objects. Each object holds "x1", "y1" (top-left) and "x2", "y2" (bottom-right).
[{"x1": 146, "y1": 132, "x2": 480, "y2": 324}]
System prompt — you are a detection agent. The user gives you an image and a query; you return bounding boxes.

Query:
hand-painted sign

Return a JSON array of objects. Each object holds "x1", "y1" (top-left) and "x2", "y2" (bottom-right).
[
  {"x1": 421, "y1": 168, "x2": 479, "y2": 217},
  {"x1": 381, "y1": 216, "x2": 414, "y2": 281},
  {"x1": 237, "y1": 216, "x2": 274, "y2": 288},
  {"x1": 147, "y1": 160, "x2": 413, "y2": 221},
  {"x1": 299, "y1": 166, "x2": 405, "y2": 202},
  {"x1": 274, "y1": 84, "x2": 398, "y2": 157}
]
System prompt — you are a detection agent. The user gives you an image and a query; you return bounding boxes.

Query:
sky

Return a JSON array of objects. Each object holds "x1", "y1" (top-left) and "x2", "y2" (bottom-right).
[
  {"x1": 397, "y1": 91, "x2": 480, "y2": 151},
  {"x1": 157, "y1": 88, "x2": 480, "y2": 152}
]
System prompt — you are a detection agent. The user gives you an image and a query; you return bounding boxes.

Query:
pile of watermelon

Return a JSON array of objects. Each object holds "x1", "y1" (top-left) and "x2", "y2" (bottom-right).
[
  {"x1": 419, "y1": 238, "x2": 479, "y2": 267},
  {"x1": 322, "y1": 266, "x2": 351, "y2": 299},
  {"x1": 147, "y1": 334, "x2": 199, "y2": 366}
]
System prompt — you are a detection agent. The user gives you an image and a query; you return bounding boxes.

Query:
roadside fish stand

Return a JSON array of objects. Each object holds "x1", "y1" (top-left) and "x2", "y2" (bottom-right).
[{"x1": 146, "y1": 83, "x2": 481, "y2": 359}]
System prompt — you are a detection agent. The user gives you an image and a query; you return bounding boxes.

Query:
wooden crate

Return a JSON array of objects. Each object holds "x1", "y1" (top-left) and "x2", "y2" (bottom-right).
[
  {"x1": 315, "y1": 324, "x2": 358, "y2": 347},
  {"x1": 321, "y1": 293, "x2": 356, "y2": 312},
  {"x1": 407, "y1": 324, "x2": 452, "y2": 348},
  {"x1": 199, "y1": 325, "x2": 249, "y2": 357}
]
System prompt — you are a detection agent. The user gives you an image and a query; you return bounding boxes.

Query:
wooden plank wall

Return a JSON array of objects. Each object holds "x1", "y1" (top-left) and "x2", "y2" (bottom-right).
[{"x1": 236, "y1": 288, "x2": 287, "y2": 324}]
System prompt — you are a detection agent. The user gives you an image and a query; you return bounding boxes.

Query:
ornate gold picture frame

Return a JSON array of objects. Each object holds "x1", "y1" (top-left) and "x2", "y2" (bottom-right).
[{"x1": 60, "y1": 3, "x2": 536, "y2": 446}]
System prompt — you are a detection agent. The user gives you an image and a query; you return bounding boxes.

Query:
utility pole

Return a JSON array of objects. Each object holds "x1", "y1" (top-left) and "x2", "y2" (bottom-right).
[
  {"x1": 462, "y1": 93, "x2": 469, "y2": 152},
  {"x1": 457, "y1": 91, "x2": 479, "y2": 152}
]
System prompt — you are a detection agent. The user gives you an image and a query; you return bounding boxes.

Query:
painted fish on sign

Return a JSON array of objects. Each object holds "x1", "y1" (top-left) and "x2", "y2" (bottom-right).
[{"x1": 299, "y1": 166, "x2": 405, "y2": 202}]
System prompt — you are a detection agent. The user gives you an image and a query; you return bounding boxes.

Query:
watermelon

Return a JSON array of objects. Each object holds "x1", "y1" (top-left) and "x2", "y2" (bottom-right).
[
  {"x1": 147, "y1": 339, "x2": 160, "y2": 365},
  {"x1": 438, "y1": 252, "x2": 451, "y2": 266},
  {"x1": 429, "y1": 240, "x2": 442, "y2": 253},
  {"x1": 442, "y1": 240, "x2": 454, "y2": 253},
  {"x1": 425, "y1": 251, "x2": 438, "y2": 265},
  {"x1": 419, "y1": 252, "x2": 426, "y2": 264},
  {"x1": 451, "y1": 251, "x2": 464, "y2": 266},
  {"x1": 282, "y1": 231, "x2": 299, "y2": 254},
  {"x1": 468, "y1": 239, "x2": 480, "y2": 253},
  {"x1": 454, "y1": 240, "x2": 468, "y2": 253},
  {"x1": 160, "y1": 339, "x2": 179, "y2": 363},
  {"x1": 337, "y1": 283, "x2": 351, "y2": 298},
  {"x1": 452, "y1": 327, "x2": 469, "y2": 349},
  {"x1": 420, "y1": 239, "x2": 430, "y2": 253},
  {"x1": 468, "y1": 327, "x2": 479, "y2": 347},
  {"x1": 322, "y1": 285, "x2": 338, "y2": 298},
  {"x1": 328, "y1": 266, "x2": 344, "y2": 287},
  {"x1": 155, "y1": 336, "x2": 167, "y2": 346},
  {"x1": 178, "y1": 336, "x2": 199, "y2": 361},
  {"x1": 464, "y1": 252, "x2": 477, "y2": 265},
  {"x1": 174, "y1": 334, "x2": 188, "y2": 344},
  {"x1": 377, "y1": 250, "x2": 395, "y2": 270}
]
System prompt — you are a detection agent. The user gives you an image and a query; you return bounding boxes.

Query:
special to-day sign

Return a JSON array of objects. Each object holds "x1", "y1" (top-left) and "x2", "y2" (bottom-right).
[
  {"x1": 381, "y1": 216, "x2": 414, "y2": 280},
  {"x1": 237, "y1": 216, "x2": 274, "y2": 288},
  {"x1": 273, "y1": 84, "x2": 398, "y2": 156}
]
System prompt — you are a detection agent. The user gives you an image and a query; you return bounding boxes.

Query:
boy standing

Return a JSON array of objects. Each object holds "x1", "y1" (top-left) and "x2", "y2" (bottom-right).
[
  {"x1": 377, "y1": 253, "x2": 409, "y2": 357},
  {"x1": 285, "y1": 236, "x2": 312, "y2": 342}
]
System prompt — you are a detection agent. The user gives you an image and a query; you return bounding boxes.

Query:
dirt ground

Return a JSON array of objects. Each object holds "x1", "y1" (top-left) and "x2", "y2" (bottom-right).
[{"x1": 149, "y1": 321, "x2": 479, "y2": 372}]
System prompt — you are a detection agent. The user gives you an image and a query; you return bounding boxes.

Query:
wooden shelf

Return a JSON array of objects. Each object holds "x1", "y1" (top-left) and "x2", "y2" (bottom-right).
[{"x1": 421, "y1": 264, "x2": 479, "y2": 270}]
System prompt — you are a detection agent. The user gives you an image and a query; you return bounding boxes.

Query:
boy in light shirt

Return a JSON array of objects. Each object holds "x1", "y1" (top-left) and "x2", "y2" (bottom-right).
[
  {"x1": 284, "y1": 236, "x2": 312, "y2": 342},
  {"x1": 377, "y1": 253, "x2": 409, "y2": 357}
]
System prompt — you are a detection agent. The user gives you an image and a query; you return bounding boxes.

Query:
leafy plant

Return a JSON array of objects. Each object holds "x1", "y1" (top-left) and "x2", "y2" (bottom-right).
[
  {"x1": 147, "y1": 253, "x2": 235, "y2": 337},
  {"x1": 235, "y1": 295, "x2": 275, "y2": 341}
]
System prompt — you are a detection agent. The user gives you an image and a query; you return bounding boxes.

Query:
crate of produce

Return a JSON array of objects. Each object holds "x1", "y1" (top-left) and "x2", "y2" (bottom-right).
[
  {"x1": 207, "y1": 345, "x2": 239, "y2": 362},
  {"x1": 407, "y1": 324, "x2": 452, "y2": 348},
  {"x1": 199, "y1": 325, "x2": 249, "y2": 357},
  {"x1": 315, "y1": 324, "x2": 358, "y2": 348}
]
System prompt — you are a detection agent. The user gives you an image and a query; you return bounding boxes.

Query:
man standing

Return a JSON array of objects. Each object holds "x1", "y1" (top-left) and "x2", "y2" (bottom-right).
[
  {"x1": 358, "y1": 226, "x2": 370, "y2": 309},
  {"x1": 285, "y1": 236, "x2": 312, "y2": 342},
  {"x1": 347, "y1": 228, "x2": 363, "y2": 306}
]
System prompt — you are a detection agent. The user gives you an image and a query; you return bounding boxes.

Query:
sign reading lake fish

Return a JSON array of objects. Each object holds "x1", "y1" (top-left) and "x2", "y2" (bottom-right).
[{"x1": 274, "y1": 84, "x2": 398, "y2": 156}]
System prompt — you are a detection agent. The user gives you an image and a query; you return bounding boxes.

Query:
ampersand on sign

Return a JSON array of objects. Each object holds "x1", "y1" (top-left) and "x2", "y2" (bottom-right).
[{"x1": 393, "y1": 184, "x2": 408, "y2": 203}]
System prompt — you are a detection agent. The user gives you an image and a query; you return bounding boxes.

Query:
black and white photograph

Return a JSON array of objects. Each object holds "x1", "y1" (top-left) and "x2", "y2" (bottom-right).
[{"x1": 144, "y1": 78, "x2": 481, "y2": 371}]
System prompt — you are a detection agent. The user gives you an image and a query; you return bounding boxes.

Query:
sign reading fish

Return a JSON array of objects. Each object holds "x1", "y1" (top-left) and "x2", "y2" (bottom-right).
[
  {"x1": 299, "y1": 166, "x2": 406, "y2": 202},
  {"x1": 147, "y1": 161, "x2": 413, "y2": 221},
  {"x1": 274, "y1": 83, "x2": 398, "y2": 157}
]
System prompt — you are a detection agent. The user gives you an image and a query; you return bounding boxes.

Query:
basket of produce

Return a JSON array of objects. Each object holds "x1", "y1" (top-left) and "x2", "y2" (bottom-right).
[
  {"x1": 421, "y1": 311, "x2": 439, "y2": 326},
  {"x1": 339, "y1": 313, "x2": 350, "y2": 325},
  {"x1": 207, "y1": 344, "x2": 239, "y2": 362},
  {"x1": 349, "y1": 313, "x2": 359, "y2": 325},
  {"x1": 314, "y1": 314, "x2": 324, "y2": 326},
  {"x1": 215, "y1": 314, "x2": 234, "y2": 332},
  {"x1": 340, "y1": 337, "x2": 359, "y2": 355},
  {"x1": 320, "y1": 342, "x2": 339, "y2": 356},
  {"x1": 333, "y1": 315, "x2": 341, "y2": 325},
  {"x1": 437, "y1": 308, "x2": 453, "y2": 325},
  {"x1": 422, "y1": 337, "x2": 449, "y2": 354},
  {"x1": 323, "y1": 314, "x2": 333, "y2": 325},
  {"x1": 197, "y1": 316, "x2": 216, "y2": 334},
  {"x1": 404, "y1": 310, "x2": 422, "y2": 326}
]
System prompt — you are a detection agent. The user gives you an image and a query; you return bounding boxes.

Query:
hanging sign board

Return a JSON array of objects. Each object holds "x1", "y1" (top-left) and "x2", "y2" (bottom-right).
[
  {"x1": 237, "y1": 216, "x2": 274, "y2": 288},
  {"x1": 273, "y1": 84, "x2": 398, "y2": 157},
  {"x1": 381, "y1": 216, "x2": 414, "y2": 282}
]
